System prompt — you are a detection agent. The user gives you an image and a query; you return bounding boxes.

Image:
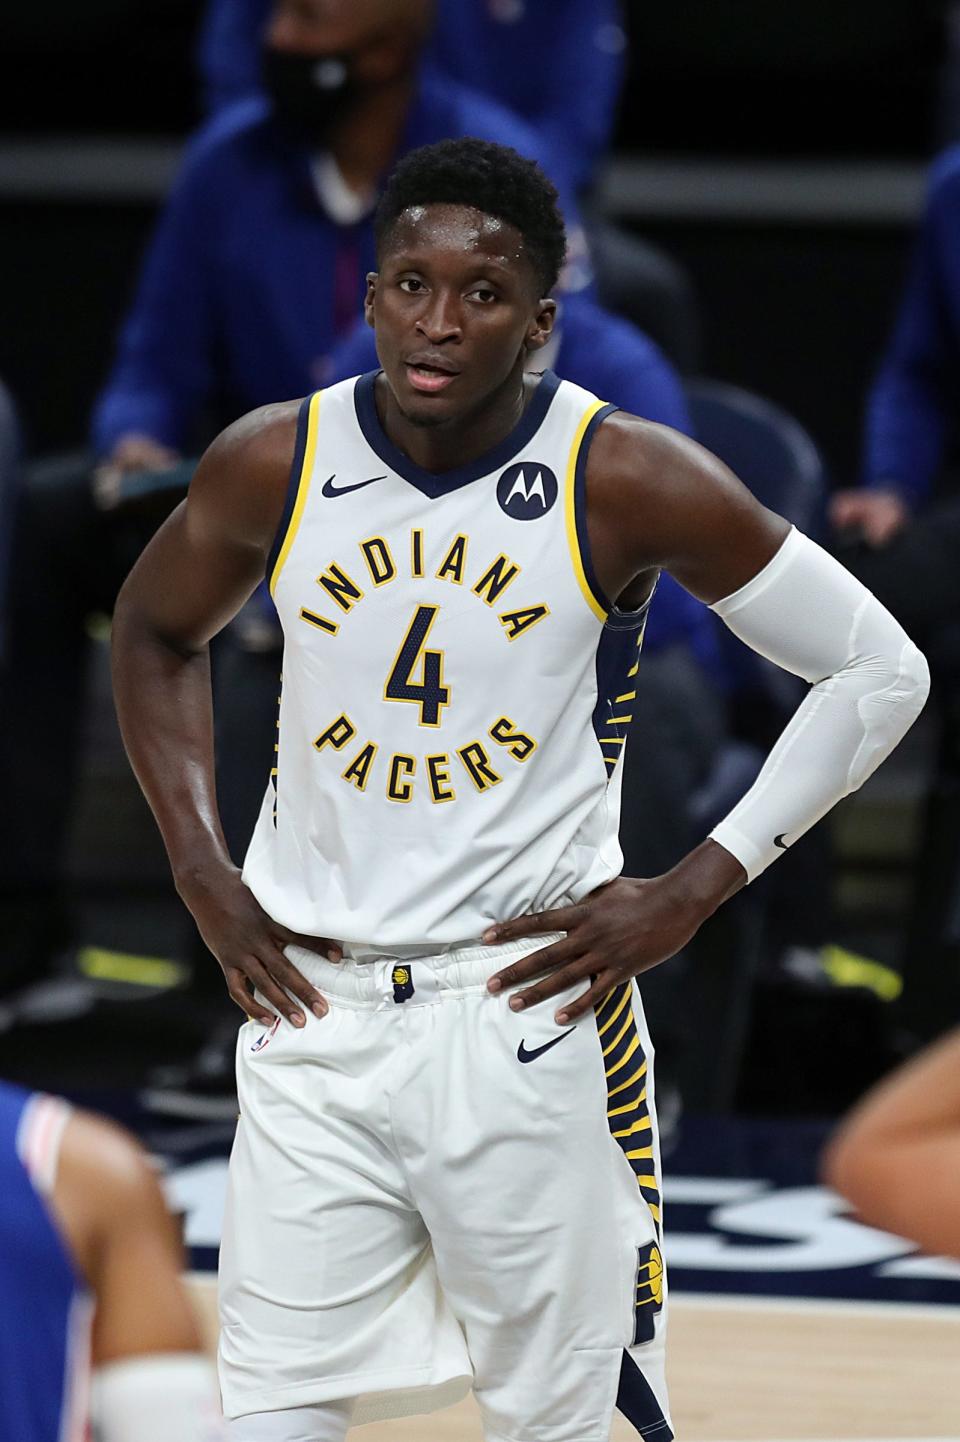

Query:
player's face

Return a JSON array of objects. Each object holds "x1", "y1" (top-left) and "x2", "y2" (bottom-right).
[
  {"x1": 267, "y1": 0, "x2": 429, "y2": 78},
  {"x1": 368, "y1": 204, "x2": 556, "y2": 430}
]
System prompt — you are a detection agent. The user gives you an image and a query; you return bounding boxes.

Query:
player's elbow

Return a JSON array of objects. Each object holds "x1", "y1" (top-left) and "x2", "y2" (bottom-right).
[
  {"x1": 845, "y1": 638, "x2": 930, "y2": 791},
  {"x1": 820, "y1": 1126, "x2": 879, "y2": 1216},
  {"x1": 898, "y1": 638, "x2": 931, "y2": 713}
]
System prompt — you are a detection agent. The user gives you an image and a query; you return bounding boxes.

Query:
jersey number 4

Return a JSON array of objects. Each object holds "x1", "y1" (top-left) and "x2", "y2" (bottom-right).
[{"x1": 384, "y1": 605, "x2": 450, "y2": 728}]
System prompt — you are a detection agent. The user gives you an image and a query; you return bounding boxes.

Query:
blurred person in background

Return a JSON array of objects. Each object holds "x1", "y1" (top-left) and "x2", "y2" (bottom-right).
[
  {"x1": 196, "y1": 0, "x2": 699, "y2": 368},
  {"x1": 0, "y1": 1080, "x2": 223, "y2": 1439},
  {"x1": 830, "y1": 145, "x2": 960, "y2": 1035},
  {"x1": 831, "y1": 146, "x2": 960, "y2": 627},
  {"x1": 91, "y1": 0, "x2": 593, "y2": 466},
  {"x1": 823, "y1": 1025, "x2": 960, "y2": 1260},
  {"x1": 199, "y1": 0, "x2": 627, "y2": 195}
]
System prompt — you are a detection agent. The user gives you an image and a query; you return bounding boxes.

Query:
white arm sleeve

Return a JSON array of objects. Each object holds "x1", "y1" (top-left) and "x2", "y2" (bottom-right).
[
  {"x1": 707, "y1": 527, "x2": 930, "y2": 882},
  {"x1": 91, "y1": 1354, "x2": 226, "y2": 1441}
]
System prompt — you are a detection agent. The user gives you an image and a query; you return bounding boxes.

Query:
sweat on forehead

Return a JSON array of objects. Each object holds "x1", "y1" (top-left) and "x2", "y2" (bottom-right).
[
  {"x1": 379, "y1": 203, "x2": 530, "y2": 268},
  {"x1": 374, "y1": 138, "x2": 567, "y2": 295}
]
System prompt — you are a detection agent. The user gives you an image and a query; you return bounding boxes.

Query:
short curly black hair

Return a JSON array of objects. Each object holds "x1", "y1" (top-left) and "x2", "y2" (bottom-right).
[{"x1": 375, "y1": 137, "x2": 567, "y2": 296}]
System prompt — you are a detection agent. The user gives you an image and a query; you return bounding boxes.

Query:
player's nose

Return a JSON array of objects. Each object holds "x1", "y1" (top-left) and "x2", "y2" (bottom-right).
[{"x1": 415, "y1": 291, "x2": 462, "y2": 344}]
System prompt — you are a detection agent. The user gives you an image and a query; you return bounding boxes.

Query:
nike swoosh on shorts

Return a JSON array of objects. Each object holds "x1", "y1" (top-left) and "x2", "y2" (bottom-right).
[{"x1": 517, "y1": 1026, "x2": 577, "y2": 1063}]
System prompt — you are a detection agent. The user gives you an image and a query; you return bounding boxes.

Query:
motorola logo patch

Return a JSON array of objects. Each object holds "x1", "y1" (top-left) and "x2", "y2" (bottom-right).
[{"x1": 496, "y1": 462, "x2": 559, "y2": 520}]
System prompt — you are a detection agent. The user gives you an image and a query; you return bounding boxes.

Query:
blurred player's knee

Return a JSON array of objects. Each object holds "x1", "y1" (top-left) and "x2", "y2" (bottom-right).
[{"x1": 226, "y1": 1397, "x2": 353, "y2": 1442}]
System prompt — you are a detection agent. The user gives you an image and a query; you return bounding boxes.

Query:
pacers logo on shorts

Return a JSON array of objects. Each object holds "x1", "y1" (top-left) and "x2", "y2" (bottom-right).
[
  {"x1": 392, "y1": 965, "x2": 415, "y2": 1004},
  {"x1": 633, "y1": 1242, "x2": 664, "y2": 1344}
]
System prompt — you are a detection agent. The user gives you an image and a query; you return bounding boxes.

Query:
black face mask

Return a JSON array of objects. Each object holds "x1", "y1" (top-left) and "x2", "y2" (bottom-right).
[{"x1": 262, "y1": 49, "x2": 363, "y2": 143}]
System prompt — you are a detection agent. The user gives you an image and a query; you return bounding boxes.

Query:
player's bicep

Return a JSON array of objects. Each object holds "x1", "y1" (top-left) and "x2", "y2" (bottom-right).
[
  {"x1": 120, "y1": 492, "x2": 266, "y2": 651},
  {"x1": 596, "y1": 417, "x2": 791, "y2": 606},
  {"x1": 90, "y1": 1158, "x2": 202, "y2": 1365},
  {"x1": 116, "y1": 402, "x2": 297, "y2": 650},
  {"x1": 650, "y1": 433, "x2": 790, "y2": 604},
  {"x1": 53, "y1": 1113, "x2": 201, "y2": 1365}
]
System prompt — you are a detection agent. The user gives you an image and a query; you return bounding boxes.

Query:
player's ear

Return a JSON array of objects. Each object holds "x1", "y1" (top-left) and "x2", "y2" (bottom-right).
[
  {"x1": 364, "y1": 272, "x2": 378, "y2": 329},
  {"x1": 525, "y1": 297, "x2": 558, "y2": 353}
]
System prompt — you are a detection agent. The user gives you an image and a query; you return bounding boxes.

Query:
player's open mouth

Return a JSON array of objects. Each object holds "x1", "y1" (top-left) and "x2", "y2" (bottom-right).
[{"x1": 406, "y1": 363, "x2": 459, "y2": 394}]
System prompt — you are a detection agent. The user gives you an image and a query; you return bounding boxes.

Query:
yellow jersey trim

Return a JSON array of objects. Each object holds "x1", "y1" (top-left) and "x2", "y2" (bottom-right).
[
  {"x1": 270, "y1": 390, "x2": 322, "y2": 598},
  {"x1": 563, "y1": 398, "x2": 609, "y2": 624}
]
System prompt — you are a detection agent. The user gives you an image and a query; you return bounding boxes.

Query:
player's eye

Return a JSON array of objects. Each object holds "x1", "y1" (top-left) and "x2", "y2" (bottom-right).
[
  {"x1": 399, "y1": 277, "x2": 425, "y2": 293},
  {"x1": 468, "y1": 287, "x2": 498, "y2": 304}
]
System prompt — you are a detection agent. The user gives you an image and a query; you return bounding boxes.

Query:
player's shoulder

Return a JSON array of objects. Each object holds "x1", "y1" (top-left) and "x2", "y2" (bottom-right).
[
  {"x1": 58, "y1": 1110, "x2": 159, "y2": 1209},
  {"x1": 204, "y1": 397, "x2": 305, "y2": 474},
  {"x1": 589, "y1": 407, "x2": 701, "y2": 482},
  {"x1": 173, "y1": 97, "x2": 276, "y2": 190},
  {"x1": 584, "y1": 406, "x2": 740, "y2": 535},
  {"x1": 187, "y1": 398, "x2": 308, "y2": 546},
  {"x1": 53, "y1": 1107, "x2": 179, "y2": 1292},
  {"x1": 53, "y1": 1110, "x2": 169, "y2": 1280}
]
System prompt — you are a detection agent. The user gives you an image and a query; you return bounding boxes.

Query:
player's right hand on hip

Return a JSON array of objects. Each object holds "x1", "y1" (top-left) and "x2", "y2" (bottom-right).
[{"x1": 178, "y1": 862, "x2": 340, "y2": 1027}]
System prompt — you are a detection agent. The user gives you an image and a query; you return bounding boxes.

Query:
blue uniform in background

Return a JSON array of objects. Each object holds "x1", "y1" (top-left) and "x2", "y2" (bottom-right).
[
  {"x1": 863, "y1": 145, "x2": 960, "y2": 507},
  {"x1": 91, "y1": 72, "x2": 588, "y2": 456},
  {"x1": 0, "y1": 1083, "x2": 91, "y2": 1442},
  {"x1": 198, "y1": 0, "x2": 626, "y2": 191}
]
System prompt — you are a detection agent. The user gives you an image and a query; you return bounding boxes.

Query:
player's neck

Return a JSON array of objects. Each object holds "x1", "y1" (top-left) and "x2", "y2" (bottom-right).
[{"x1": 377, "y1": 369, "x2": 533, "y2": 475}]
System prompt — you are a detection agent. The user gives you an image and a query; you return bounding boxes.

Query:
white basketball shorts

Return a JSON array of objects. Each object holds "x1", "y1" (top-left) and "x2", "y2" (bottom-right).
[{"x1": 219, "y1": 938, "x2": 671, "y2": 1442}]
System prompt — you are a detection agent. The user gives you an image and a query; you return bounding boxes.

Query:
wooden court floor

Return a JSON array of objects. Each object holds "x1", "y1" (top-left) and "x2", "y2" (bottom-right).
[{"x1": 189, "y1": 1281, "x2": 960, "y2": 1439}]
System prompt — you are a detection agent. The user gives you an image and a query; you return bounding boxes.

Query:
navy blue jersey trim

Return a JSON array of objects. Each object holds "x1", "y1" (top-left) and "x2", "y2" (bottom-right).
[
  {"x1": 265, "y1": 394, "x2": 313, "y2": 584},
  {"x1": 353, "y1": 369, "x2": 562, "y2": 498},
  {"x1": 606, "y1": 576, "x2": 659, "y2": 632},
  {"x1": 573, "y1": 401, "x2": 618, "y2": 614}
]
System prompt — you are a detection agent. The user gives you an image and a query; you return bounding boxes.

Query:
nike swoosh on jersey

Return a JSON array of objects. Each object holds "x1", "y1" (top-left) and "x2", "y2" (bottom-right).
[
  {"x1": 321, "y1": 473, "x2": 387, "y2": 497},
  {"x1": 517, "y1": 1026, "x2": 577, "y2": 1063},
  {"x1": 774, "y1": 833, "x2": 789, "y2": 849}
]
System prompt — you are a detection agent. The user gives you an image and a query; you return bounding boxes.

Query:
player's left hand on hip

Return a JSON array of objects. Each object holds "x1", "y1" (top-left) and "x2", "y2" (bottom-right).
[{"x1": 483, "y1": 874, "x2": 706, "y2": 1024}]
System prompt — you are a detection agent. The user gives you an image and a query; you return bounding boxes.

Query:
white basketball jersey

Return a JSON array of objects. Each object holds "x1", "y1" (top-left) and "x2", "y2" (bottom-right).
[{"x1": 242, "y1": 370, "x2": 650, "y2": 950}]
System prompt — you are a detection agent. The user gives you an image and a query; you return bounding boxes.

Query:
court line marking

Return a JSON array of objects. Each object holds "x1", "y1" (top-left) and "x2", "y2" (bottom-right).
[
  {"x1": 188, "y1": 1271, "x2": 960, "y2": 1325},
  {"x1": 671, "y1": 1291, "x2": 960, "y2": 1322}
]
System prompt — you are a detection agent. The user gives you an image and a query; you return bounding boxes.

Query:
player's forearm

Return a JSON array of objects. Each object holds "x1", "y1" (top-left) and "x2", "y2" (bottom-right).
[
  {"x1": 707, "y1": 529, "x2": 929, "y2": 881},
  {"x1": 660, "y1": 838, "x2": 747, "y2": 922},
  {"x1": 111, "y1": 604, "x2": 234, "y2": 894},
  {"x1": 822, "y1": 1028, "x2": 960, "y2": 1256}
]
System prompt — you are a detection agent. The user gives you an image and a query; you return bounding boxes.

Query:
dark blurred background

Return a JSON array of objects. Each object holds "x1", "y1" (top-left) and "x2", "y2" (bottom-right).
[{"x1": 0, "y1": 0, "x2": 947, "y2": 465}]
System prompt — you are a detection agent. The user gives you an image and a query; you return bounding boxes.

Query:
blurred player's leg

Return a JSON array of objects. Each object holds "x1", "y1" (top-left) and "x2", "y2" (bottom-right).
[{"x1": 227, "y1": 1397, "x2": 353, "y2": 1441}]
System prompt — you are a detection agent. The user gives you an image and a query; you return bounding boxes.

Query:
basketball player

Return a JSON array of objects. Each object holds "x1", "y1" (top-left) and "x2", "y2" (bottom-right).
[
  {"x1": 823, "y1": 1026, "x2": 960, "y2": 1259},
  {"x1": 0, "y1": 1079, "x2": 223, "y2": 1439},
  {"x1": 110, "y1": 138, "x2": 928, "y2": 1441}
]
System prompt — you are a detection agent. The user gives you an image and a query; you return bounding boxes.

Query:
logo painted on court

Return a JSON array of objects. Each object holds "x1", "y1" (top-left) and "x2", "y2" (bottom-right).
[{"x1": 496, "y1": 462, "x2": 558, "y2": 520}]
